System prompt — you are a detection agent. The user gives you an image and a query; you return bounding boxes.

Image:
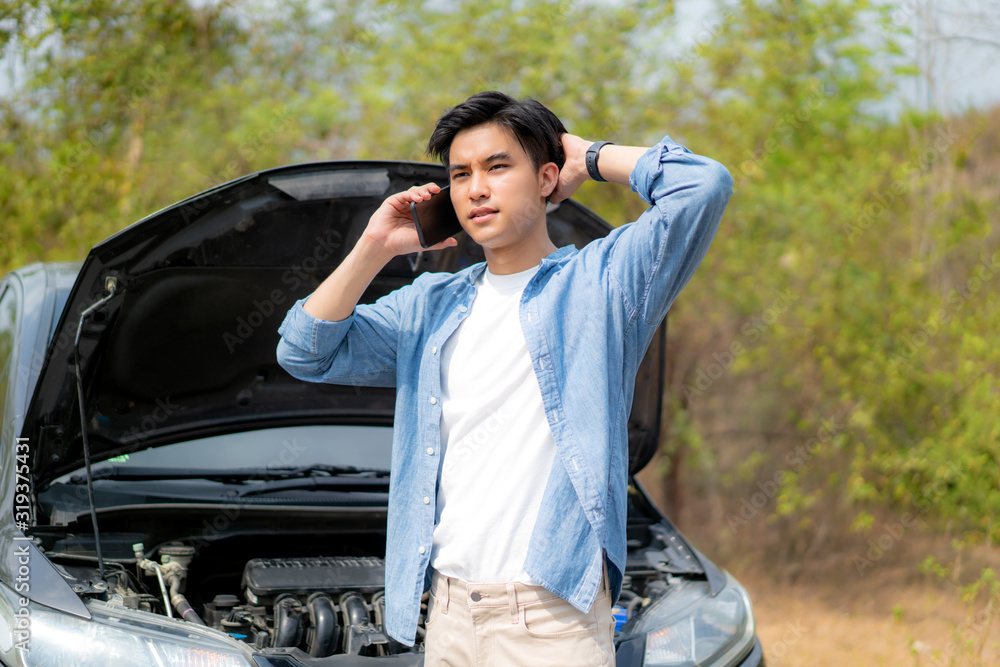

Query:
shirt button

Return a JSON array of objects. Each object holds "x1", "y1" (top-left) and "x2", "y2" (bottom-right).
[
  {"x1": 423, "y1": 496, "x2": 430, "y2": 504},
  {"x1": 418, "y1": 546, "x2": 426, "y2": 555},
  {"x1": 426, "y1": 447, "x2": 434, "y2": 455},
  {"x1": 429, "y1": 396, "x2": 438, "y2": 405},
  {"x1": 431, "y1": 346, "x2": 438, "y2": 354},
  {"x1": 459, "y1": 305, "x2": 468, "y2": 313}
]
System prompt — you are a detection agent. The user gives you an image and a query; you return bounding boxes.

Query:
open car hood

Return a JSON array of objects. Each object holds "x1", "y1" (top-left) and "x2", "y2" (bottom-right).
[{"x1": 23, "y1": 161, "x2": 664, "y2": 484}]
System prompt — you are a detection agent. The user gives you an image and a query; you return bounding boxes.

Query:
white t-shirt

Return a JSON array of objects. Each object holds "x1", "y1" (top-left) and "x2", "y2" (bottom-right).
[{"x1": 430, "y1": 264, "x2": 557, "y2": 584}]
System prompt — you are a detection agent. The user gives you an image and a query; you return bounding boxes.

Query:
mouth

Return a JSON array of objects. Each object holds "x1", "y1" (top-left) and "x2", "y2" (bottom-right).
[{"x1": 468, "y1": 207, "x2": 498, "y2": 224}]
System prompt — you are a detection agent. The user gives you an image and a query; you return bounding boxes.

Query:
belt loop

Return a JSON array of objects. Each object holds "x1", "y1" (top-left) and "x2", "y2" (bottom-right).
[
  {"x1": 507, "y1": 583, "x2": 518, "y2": 624},
  {"x1": 443, "y1": 575, "x2": 450, "y2": 614}
]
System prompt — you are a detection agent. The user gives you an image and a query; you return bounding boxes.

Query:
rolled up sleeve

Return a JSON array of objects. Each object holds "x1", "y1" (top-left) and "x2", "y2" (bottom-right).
[
  {"x1": 606, "y1": 136, "x2": 733, "y2": 336},
  {"x1": 276, "y1": 285, "x2": 412, "y2": 388}
]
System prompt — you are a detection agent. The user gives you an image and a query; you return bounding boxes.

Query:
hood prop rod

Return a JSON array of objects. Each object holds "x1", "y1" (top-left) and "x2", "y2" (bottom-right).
[{"x1": 73, "y1": 276, "x2": 118, "y2": 581}]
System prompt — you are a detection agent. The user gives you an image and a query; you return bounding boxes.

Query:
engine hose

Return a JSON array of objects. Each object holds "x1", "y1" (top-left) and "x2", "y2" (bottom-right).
[
  {"x1": 168, "y1": 575, "x2": 205, "y2": 625},
  {"x1": 341, "y1": 593, "x2": 369, "y2": 626},
  {"x1": 626, "y1": 594, "x2": 644, "y2": 619},
  {"x1": 306, "y1": 594, "x2": 338, "y2": 657},
  {"x1": 339, "y1": 593, "x2": 370, "y2": 655},
  {"x1": 273, "y1": 596, "x2": 303, "y2": 648}
]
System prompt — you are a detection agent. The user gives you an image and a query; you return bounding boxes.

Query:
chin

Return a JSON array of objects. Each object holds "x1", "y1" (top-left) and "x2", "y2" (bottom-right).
[{"x1": 466, "y1": 227, "x2": 507, "y2": 249}]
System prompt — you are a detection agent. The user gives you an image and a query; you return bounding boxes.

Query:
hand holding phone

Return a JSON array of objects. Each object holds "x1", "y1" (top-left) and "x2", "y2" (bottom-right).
[{"x1": 411, "y1": 185, "x2": 464, "y2": 249}]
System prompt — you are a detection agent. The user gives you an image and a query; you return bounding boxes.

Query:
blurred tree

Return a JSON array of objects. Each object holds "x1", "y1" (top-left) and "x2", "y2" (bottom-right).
[
  {"x1": 659, "y1": 1, "x2": 1000, "y2": 560},
  {"x1": 0, "y1": 0, "x2": 317, "y2": 266}
]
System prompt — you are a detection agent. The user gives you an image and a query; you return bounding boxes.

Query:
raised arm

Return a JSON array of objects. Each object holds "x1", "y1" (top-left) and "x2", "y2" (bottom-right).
[
  {"x1": 303, "y1": 183, "x2": 457, "y2": 322},
  {"x1": 549, "y1": 134, "x2": 647, "y2": 203},
  {"x1": 553, "y1": 132, "x2": 733, "y2": 344},
  {"x1": 276, "y1": 183, "x2": 457, "y2": 386}
]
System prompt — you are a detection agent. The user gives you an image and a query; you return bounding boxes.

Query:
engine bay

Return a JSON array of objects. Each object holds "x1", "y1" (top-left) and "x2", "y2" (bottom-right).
[
  {"x1": 29, "y1": 495, "x2": 701, "y2": 659},
  {"x1": 77, "y1": 543, "x2": 412, "y2": 657},
  {"x1": 223, "y1": 555, "x2": 394, "y2": 655}
]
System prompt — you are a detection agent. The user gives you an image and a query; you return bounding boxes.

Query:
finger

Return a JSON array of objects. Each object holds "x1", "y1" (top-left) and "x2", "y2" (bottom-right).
[
  {"x1": 428, "y1": 237, "x2": 459, "y2": 251},
  {"x1": 385, "y1": 183, "x2": 444, "y2": 217},
  {"x1": 406, "y1": 182, "x2": 442, "y2": 203},
  {"x1": 549, "y1": 181, "x2": 570, "y2": 203}
]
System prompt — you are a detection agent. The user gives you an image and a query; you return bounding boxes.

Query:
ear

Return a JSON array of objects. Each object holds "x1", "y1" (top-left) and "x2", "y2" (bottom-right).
[{"x1": 538, "y1": 162, "x2": 559, "y2": 198}]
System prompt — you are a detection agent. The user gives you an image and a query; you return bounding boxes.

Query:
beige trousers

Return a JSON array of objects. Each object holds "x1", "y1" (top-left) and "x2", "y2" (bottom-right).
[{"x1": 422, "y1": 564, "x2": 616, "y2": 667}]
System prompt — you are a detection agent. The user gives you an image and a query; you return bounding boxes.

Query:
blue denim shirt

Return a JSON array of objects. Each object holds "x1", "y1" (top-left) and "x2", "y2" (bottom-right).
[{"x1": 276, "y1": 136, "x2": 733, "y2": 646}]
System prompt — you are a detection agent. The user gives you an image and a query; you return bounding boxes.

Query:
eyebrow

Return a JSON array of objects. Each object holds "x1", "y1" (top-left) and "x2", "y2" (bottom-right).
[{"x1": 448, "y1": 151, "x2": 513, "y2": 173}]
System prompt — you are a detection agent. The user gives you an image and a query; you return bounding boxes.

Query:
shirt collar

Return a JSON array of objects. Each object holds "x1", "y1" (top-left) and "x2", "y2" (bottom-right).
[
  {"x1": 543, "y1": 245, "x2": 578, "y2": 264},
  {"x1": 464, "y1": 245, "x2": 578, "y2": 285}
]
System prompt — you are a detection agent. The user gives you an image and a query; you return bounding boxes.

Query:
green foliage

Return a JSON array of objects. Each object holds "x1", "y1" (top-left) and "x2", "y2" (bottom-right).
[
  {"x1": 650, "y1": 0, "x2": 1000, "y2": 558},
  {"x1": 1, "y1": 0, "x2": 998, "y2": 563},
  {"x1": 920, "y1": 552, "x2": 1000, "y2": 666}
]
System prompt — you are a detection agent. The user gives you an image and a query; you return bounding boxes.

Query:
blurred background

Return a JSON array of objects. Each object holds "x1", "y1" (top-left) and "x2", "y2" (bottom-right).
[{"x1": 2, "y1": 0, "x2": 998, "y2": 663}]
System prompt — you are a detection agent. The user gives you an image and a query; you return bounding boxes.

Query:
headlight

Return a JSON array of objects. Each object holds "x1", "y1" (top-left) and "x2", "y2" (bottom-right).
[
  {"x1": 12, "y1": 598, "x2": 255, "y2": 667},
  {"x1": 623, "y1": 572, "x2": 755, "y2": 666}
]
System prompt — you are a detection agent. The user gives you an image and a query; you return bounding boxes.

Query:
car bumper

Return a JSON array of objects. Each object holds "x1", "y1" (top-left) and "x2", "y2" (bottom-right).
[{"x1": 251, "y1": 636, "x2": 766, "y2": 666}]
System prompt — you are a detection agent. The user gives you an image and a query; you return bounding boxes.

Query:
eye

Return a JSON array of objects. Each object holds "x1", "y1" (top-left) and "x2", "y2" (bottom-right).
[
  {"x1": 451, "y1": 171, "x2": 468, "y2": 180},
  {"x1": 489, "y1": 164, "x2": 507, "y2": 171}
]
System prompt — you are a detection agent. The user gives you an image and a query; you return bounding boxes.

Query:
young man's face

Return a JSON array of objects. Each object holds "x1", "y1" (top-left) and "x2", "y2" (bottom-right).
[{"x1": 447, "y1": 123, "x2": 558, "y2": 258}]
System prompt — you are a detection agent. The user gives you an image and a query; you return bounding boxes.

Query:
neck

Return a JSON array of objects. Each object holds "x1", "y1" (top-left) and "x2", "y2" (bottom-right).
[{"x1": 483, "y1": 225, "x2": 557, "y2": 275}]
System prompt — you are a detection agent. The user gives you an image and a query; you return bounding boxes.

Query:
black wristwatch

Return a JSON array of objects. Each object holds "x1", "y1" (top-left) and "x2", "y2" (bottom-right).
[{"x1": 585, "y1": 141, "x2": 614, "y2": 182}]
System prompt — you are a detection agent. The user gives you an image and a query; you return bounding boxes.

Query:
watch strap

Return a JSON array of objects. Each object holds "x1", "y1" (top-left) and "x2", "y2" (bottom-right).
[{"x1": 585, "y1": 141, "x2": 614, "y2": 182}]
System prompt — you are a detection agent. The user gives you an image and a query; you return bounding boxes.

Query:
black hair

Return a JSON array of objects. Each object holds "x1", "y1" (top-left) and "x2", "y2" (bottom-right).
[{"x1": 426, "y1": 91, "x2": 567, "y2": 172}]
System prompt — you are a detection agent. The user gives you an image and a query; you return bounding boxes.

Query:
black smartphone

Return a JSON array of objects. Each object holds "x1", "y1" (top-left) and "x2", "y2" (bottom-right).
[{"x1": 410, "y1": 185, "x2": 463, "y2": 249}]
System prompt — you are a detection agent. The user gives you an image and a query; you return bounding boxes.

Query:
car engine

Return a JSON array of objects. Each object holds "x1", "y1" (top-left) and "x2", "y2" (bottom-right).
[
  {"x1": 99, "y1": 542, "x2": 406, "y2": 658},
  {"x1": 227, "y1": 555, "x2": 393, "y2": 656}
]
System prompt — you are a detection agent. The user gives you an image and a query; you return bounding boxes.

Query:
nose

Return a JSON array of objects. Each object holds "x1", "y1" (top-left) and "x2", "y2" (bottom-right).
[{"x1": 469, "y1": 169, "x2": 489, "y2": 200}]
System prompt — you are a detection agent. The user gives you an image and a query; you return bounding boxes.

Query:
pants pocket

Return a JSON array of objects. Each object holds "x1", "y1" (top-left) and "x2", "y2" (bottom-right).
[
  {"x1": 522, "y1": 595, "x2": 598, "y2": 638},
  {"x1": 424, "y1": 592, "x2": 440, "y2": 627}
]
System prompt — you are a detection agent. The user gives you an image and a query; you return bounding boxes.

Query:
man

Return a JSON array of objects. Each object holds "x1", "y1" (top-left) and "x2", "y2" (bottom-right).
[{"x1": 276, "y1": 91, "x2": 733, "y2": 665}]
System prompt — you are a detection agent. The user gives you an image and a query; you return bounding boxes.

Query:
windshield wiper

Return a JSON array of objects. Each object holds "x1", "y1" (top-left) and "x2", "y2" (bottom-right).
[
  {"x1": 69, "y1": 464, "x2": 390, "y2": 484},
  {"x1": 262, "y1": 464, "x2": 390, "y2": 479},
  {"x1": 236, "y1": 475, "x2": 391, "y2": 498}
]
